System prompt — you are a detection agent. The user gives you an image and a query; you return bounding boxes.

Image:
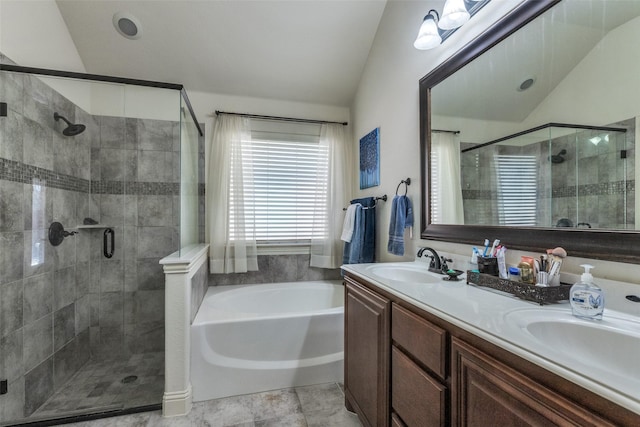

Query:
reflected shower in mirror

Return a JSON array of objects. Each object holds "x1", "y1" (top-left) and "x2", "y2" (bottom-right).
[{"x1": 452, "y1": 122, "x2": 632, "y2": 229}]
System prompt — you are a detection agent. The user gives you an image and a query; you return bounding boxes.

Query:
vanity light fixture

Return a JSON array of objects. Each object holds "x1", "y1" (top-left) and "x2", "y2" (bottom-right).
[
  {"x1": 414, "y1": 10, "x2": 442, "y2": 50},
  {"x1": 414, "y1": 0, "x2": 491, "y2": 50}
]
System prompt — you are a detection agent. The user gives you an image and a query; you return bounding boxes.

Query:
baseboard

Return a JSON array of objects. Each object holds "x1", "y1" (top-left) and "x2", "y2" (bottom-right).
[{"x1": 162, "y1": 384, "x2": 192, "y2": 417}]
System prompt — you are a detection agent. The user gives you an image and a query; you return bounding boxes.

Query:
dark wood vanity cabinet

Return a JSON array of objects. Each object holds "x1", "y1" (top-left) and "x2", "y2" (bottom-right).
[
  {"x1": 344, "y1": 273, "x2": 640, "y2": 427},
  {"x1": 344, "y1": 278, "x2": 390, "y2": 427},
  {"x1": 451, "y1": 337, "x2": 616, "y2": 426}
]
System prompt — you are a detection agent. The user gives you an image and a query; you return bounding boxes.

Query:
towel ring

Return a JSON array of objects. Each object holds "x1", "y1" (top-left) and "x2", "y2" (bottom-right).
[{"x1": 395, "y1": 178, "x2": 411, "y2": 196}]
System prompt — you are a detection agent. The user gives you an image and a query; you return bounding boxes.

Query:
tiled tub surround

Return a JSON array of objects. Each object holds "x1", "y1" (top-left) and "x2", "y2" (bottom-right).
[
  {"x1": 461, "y1": 119, "x2": 635, "y2": 228},
  {"x1": 0, "y1": 70, "x2": 203, "y2": 423},
  {"x1": 209, "y1": 254, "x2": 342, "y2": 286}
]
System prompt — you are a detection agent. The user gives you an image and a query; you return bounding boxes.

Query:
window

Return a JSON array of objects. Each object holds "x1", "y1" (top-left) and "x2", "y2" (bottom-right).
[
  {"x1": 495, "y1": 154, "x2": 538, "y2": 226},
  {"x1": 229, "y1": 120, "x2": 328, "y2": 245}
]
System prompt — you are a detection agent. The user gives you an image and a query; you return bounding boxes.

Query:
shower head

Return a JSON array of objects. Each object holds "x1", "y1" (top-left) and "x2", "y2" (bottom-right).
[
  {"x1": 550, "y1": 149, "x2": 567, "y2": 164},
  {"x1": 54, "y1": 112, "x2": 86, "y2": 136}
]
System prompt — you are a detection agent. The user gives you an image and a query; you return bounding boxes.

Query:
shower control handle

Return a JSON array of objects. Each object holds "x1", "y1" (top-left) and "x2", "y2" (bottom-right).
[{"x1": 48, "y1": 222, "x2": 77, "y2": 246}]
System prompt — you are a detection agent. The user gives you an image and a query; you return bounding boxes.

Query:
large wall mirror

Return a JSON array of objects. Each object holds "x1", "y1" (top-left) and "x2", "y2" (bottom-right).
[{"x1": 420, "y1": 0, "x2": 640, "y2": 263}]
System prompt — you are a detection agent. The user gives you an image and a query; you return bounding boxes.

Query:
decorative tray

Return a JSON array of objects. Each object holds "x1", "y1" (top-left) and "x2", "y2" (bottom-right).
[{"x1": 466, "y1": 271, "x2": 571, "y2": 305}]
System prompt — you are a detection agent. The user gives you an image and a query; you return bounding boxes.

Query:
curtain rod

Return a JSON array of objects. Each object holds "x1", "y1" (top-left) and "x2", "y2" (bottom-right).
[
  {"x1": 432, "y1": 129, "x2": 460, "y2": 134},
  {"x1": 215, "y1": 110, "x2": 348, "y2": 126}
]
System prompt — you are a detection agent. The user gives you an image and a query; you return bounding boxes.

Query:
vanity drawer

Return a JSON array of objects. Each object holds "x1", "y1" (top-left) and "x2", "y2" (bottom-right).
[
  {"x1": 392, "y1": 346, "x2": 446, "y2": 427},
  {"x1": 391, "y1": 303, "x2": 447, "y2": 379}
]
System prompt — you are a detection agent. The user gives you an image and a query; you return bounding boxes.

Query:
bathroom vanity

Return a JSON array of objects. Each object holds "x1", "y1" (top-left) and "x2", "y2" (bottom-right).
[{"x1": 342, "y1": 263, "x2": 640, "y2": 427}]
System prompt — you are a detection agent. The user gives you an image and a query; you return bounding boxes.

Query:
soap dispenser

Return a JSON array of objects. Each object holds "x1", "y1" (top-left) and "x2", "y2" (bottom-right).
[{"x1": 570, "y1": 264, "x2": 604, "y2": 320}]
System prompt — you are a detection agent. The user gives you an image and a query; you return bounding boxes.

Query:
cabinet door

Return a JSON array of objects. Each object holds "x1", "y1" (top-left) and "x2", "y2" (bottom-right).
[
  {"x1": 392, "y1": 346, "x2": 446, "y2": 427},
  {"x1": 451, "y1": 337, "x2": 616, "y2": 427},
  {"x1": 345, "y1": 279, "x2": 390, "y2": 427},
  {"x1": 391, "y1": 413, "x2": 407, "y2": 427}
]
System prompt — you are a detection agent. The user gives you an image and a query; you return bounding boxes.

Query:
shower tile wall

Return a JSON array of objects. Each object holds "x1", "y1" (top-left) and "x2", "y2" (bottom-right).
[
  {"x1": 0, "y1": 69, "x2": 182, "y2": 421},
  {"x1": 89, "y1": 115, "x2": 179, "y2": 361},
  {"x1": 549, "y1": 119, "x2": 635, "y2": 229}
]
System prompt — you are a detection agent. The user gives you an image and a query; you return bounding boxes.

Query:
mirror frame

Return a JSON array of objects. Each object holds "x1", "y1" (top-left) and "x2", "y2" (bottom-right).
[{"x1": 419, "y1": 0, "x2": 640, "y2": 264}]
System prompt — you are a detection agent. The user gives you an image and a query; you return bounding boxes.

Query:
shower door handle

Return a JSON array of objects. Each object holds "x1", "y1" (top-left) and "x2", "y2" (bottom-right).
[{"x1": 104, "y1": 228, "x2": 114, "y2": 258}]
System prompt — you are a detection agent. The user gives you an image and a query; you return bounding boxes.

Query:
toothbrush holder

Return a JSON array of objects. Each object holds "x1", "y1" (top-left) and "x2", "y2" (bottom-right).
[{"x1": 477, "y1": 256, "x2": 499, "y2": 277}]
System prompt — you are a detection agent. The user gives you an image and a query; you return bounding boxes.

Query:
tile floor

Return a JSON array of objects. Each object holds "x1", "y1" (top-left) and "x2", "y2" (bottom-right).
[
  {"x1": 64, "y1": 383, "x2": 361, "y2": 427},
  {"x1": 31, "y1": 352, "x2": 164, "y2": 420}
]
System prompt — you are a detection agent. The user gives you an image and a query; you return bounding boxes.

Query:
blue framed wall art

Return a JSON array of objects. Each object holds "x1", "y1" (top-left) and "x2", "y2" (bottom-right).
[{"x1": 359, "y1": 127, "x2": 380, "y2": 189}]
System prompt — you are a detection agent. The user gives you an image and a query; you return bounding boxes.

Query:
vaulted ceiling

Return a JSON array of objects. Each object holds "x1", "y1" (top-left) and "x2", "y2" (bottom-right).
[{"x1": 55, "y1": 0, "x2": 388, "y2": 107}]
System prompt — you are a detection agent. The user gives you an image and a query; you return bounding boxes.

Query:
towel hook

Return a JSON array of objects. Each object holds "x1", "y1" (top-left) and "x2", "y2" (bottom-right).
[{"x1": 395, "y1": 178, "x2": 411, "y2": 196}]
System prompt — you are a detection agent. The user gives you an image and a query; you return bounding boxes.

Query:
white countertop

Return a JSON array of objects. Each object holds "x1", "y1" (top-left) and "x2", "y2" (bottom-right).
[{"x1": 342, "y1": 261, "x2": 640, "y2": 416}]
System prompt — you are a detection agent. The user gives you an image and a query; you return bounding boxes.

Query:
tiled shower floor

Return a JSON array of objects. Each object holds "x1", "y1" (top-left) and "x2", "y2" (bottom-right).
[{"x1": 31, "y1": 352, "x2": 164, "y2": 420}]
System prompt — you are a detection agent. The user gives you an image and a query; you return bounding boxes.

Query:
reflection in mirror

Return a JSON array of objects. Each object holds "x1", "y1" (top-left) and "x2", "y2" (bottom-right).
[
  {"x1": 450, "y1": 122, "x2": 631, "y2": 229},
  {"x1": 428, "y1": 0, "x2": 640, "y2": 231},
  {"x1": 420, "y1": 0, "x2": 640, "y2": 262}
]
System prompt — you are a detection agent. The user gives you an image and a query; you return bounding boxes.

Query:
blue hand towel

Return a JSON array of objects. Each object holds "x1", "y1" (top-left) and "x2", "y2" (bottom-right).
[
  {"x1": 342, "y1": 197, "x2": 376, "y2": 264},
  {"x1": 387, "y1": 195, "x2": 413, "y2": 256}
]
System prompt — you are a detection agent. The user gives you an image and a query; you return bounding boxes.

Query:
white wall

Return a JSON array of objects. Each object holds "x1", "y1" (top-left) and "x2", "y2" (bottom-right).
[
  {"x1": 0, "y1": 0, "x2": 92, "y2": 109},
  {"x1": 351, "y1": 0, "x2": 640, "y2": 283}
]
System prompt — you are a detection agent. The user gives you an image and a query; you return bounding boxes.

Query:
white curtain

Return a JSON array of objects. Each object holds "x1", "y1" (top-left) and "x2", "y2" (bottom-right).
[
  {"x1": 206, "y1": 115, "x2": 258, "y2": 273},
  {"x1": 310, "y1": 123, "x2": 351, "y2": 268},
  {"x1": 431, "y1": 131, "x2": 464, "y2": 224}
]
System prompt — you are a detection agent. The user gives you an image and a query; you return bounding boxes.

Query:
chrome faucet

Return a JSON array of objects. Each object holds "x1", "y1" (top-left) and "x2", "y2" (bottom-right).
[{"x1": 417, "y1": 247, "x2": 442, "y2": 273}]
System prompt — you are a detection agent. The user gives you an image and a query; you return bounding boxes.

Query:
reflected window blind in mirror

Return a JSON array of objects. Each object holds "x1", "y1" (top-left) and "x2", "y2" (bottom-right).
[{"x1": 496, "y1": 154, "x2": 538, "y2": 226}]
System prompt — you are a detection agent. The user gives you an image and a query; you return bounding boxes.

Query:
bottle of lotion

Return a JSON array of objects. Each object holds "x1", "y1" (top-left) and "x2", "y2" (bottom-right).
[{"x1": 570, "y1": 264, "x2": 604, "y2": 320}]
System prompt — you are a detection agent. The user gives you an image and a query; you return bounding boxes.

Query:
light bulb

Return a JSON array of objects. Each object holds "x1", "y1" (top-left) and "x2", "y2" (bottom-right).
[
  {"x1": 414, "y1": 12, "x2": 442, "y2": 50},
  {"x1": 439, "y1": 0, "x2": 470, "y2": 30}
]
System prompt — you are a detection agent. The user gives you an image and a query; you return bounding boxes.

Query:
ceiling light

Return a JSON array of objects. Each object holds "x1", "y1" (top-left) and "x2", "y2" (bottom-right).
[
  {"x1": 414, "y1": 10, "x2": 442, "y2": 50},
  {"x1": 439, "y1": 0, "x2": 470, "y2": 30},
  {"x1": 517, "y1": 77, "x2": 536, "y2": 92},
  {"x1": 113, "y1": 12, "x2": 142, "y2": 40},
  {"x1": 590, "y1": 136, "x2": 601, "y2": 145}
]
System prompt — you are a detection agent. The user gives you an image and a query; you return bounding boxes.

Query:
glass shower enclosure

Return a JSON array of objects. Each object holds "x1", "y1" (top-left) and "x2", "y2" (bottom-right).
[
  {"x1": 0, "y1": 62, "x2": 203, "y2": 425},
  {"x1": 460, "y1": 122, "x2": 632, "y2": 229}
]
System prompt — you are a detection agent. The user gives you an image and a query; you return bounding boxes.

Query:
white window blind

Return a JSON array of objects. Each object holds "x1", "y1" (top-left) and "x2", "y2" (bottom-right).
[
  {"x1": 229, "y1": 121, "x2": 328, "y2": 244},
  {"x1": 496, "y1": 154, "x2": 538, "y2": 226}
]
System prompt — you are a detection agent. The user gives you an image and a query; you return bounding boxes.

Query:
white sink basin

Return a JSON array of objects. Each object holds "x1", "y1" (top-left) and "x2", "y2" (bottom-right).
[
  {"x1": 365, "y1": 263, "x2": 442, "y2": 283},
  {"x1": 504, "y1": 308, "x2": 640, "y2": 381}
]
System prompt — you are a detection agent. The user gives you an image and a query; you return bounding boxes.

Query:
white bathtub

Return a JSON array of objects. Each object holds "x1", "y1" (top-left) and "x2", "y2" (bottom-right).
[{"x1": 191, "y1": 280, "x2": 344, "y2": 401}]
